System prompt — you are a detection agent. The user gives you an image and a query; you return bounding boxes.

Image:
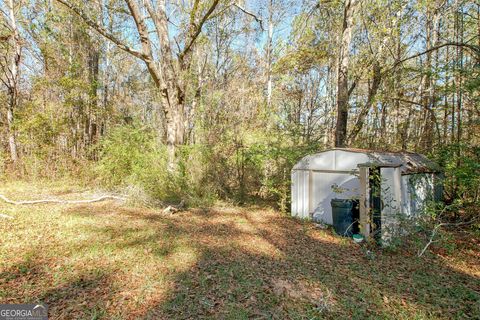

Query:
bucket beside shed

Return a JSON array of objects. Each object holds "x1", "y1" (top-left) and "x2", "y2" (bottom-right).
[{"x1": 330, "y1": 199, "x2": 359, "y2": 236}]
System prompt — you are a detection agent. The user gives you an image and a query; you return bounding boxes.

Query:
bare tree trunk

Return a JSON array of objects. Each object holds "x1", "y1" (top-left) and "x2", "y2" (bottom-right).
[
  {"x1": 164, "y1": 108, "x2": 178, "y2": 169},
  {"x1": 477, "y1": 2, "x2": 480, "y2": 65},
  {"x1": 394, "y1": 39, "x2": 403, "y2": 148},
  {"x1": 100, "y1": 1, "x2": 114, "y2": 139},
  {"x1": 348, "y1": 63, "x2": 381, "y2": 144},
  {"x1": 420, "y1": 3, "x2": 442, "y2": 151},
  {"x1": 334, "y1": 0, "x2": 357, "y2": 147},
  {"x1": 266, "y1": 0, "x2": 274, "y2": 108},
  {"x1": 443, "y1": 45, "x2": 450, "y2": 143},
  {"x1": 455, "y1": 8, "x2": 463, "y2": 146},
  {"x1": 87, "y1": 44, "x2": 100, "y2": 152},
  {"x1": 420, "y1": 6, "x2": 433, "y2": 150},
  {"x1": 186, "y1": 48, "x2": 206, "y2": 144},
  {"x1": 6, "y1": 99, "x2": 18, "y2": 163},
  {"x1": 5, "y1": 0, "x2": 20, "y2": 163}
]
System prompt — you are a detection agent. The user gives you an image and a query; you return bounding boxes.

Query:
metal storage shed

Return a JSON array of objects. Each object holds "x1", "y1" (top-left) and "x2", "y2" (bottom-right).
[{"x1": 291, "y1": 148, "x2": 442, "y2": 240}]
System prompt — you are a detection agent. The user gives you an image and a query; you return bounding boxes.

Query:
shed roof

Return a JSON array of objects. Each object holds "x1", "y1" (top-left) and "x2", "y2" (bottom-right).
[{"x1": 293, "y1": 148, "x2": 441, "y2": 174}]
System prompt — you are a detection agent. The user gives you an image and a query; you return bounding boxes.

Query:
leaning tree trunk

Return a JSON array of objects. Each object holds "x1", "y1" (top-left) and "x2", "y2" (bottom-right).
[{"x1": 334, "y1": 0, "x2": 357, "y2": 147}]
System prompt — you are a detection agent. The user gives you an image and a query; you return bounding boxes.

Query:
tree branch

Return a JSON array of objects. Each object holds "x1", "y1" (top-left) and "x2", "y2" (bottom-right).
[
  {"x1": 123, "y1": 0, "x2": 165, "y2": 87},
  {"x1": 418, "y1": 218, "x2": 478, "y2": 257},
  {"x1": 179, "y1": 0, "x2": 220, "y2": 62},
  {"x1": 0, "y1": 194, "x2": 126, "y2": 205},
  {"x1": 143, "y1": 0, "x2": 161, "y2": 37},
  {"x1": 233, "y1": 3, "x2": 263, "y2": 30},
  {"x1": 392, "y1": 42, "x2": 480, "y2": 69},
  {"x1": 54, "y1": 0, "x2": 145, "y2": 60},
  {"x1": 124, "y1": 0, "x2": 153, "y2": 58},
  {"x1": 348, "y1": 79, "x2": 357, "y2": 97}
]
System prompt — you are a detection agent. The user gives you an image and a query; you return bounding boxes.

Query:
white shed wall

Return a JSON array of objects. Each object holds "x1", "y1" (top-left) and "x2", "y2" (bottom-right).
[
  {"x1": 291, "y1": 170, "x2": 361, "y2": 223},
  {"x1": 291, "y1": 170, "x2": 310, "y2": 218},
  {"x1": 291, "y1": 150, "x2": 368, "y2": 222},
  {"x1": 380, "y1": 167, "x2": 403, "y2": 242},
  {"x1": 401, "y1": 173, "x2": 435, "y2": 217},
  {"x1": 291, "y1": 149, "x2": 440, "y2": 229},
  {"x1": 311, "y1": 172, "x2": 360, "y2": 224}
]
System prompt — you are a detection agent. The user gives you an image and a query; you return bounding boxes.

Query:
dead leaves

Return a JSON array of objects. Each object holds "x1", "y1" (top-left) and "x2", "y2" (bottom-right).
[
  {"x1": 271, "y1": 278, "x2": 335, "y2": 315},
  {"x1": 1, "y1": 191, "x2": 479, "y2": 319}
]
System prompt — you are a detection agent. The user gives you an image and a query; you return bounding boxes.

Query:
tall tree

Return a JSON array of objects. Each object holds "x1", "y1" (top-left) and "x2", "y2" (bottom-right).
[
  {"x1": 0, "y1": 0, "x2": 21, "y2": 163},
  {"x1": 334, "y1": 0, "x2": 358, "y2": 147},
  {"x1": 266, "y1": 0, "x2": 274, "y2": 108},
  {"x1": 55, "y1": 0, "x2": 221, "y2": 168}
]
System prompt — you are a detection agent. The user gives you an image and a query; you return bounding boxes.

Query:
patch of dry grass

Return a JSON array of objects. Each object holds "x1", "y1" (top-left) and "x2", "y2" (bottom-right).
[{"x1": 0, "y1": 183, "x2": 479, "y2": 319}]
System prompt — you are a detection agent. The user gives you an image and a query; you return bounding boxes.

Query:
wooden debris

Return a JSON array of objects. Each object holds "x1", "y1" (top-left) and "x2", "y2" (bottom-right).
[
  {"x1": 162, "y1": 205, "x2": 178, "y2": 215},
  {"x1": 0, "y1": 194, "x2": 126, "y2": 205},
  {"x1": 162, "y1": 200, "x2": 186, "y2": 215}
]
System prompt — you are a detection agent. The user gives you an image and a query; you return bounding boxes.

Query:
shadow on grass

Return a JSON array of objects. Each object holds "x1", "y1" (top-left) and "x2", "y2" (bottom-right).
[
  {"x1": 2, "y1": 204, "x2": 479, "y2": 319},
  {"x1": 0, "y1": 245, "x2": 117, "y2": 319},
  {"x1": 39, "y1": 271, "x2": 114, "y2": 319},
  {"x1": 138, "y1": 209, "x2": 480, "y2": 319}
]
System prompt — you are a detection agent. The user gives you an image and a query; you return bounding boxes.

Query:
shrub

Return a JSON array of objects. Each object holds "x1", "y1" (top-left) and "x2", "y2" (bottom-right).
[
  {"x1": 434, "y1": 143, "x2": 480, "y2": 205},
  {"x1": 95, "y1": 125, "x2": 216, "y2": 206},
  {"x1": 96, "y1": 125, "x2": 324, "y2": 209}
]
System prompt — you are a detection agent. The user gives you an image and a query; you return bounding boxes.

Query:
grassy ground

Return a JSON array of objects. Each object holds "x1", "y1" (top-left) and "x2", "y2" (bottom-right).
[{"x1": 0, "y1": 182, "x2": 479, "y2": 319}]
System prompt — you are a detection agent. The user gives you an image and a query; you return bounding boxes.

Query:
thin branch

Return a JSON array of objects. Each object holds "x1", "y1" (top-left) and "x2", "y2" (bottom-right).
[
  {"x1": 348, "y1": 79, "x2": 357, "y2": 97},
  {"x1": 418, "y1": 223, "x2": 443, "y2": 257},
  {"x1": 418, "y1": 219, "x2": 478, "y2": 257},
  {"x1": 0, "y1": 6, "x2": 10, "y2": 21},
  {"x1": 392, "y1": 42, "x2": 480, "y2": 69},
  {"x1": 179, "y1": 0, "x2": 220, "y2": 61},
  {"x1": 209, "y1": 3, "x2": 234, "y2": 20},
  {"x1": 174, "y1": 36, "x2": 182, "y2": 53},
  {"x1": 418, "y1": 204, "x2": 477, "y2": 257},
  {"x1": 0, "y1": 57, "x2": 14, "y2": 86},
  {"x1": 143, "y1": 0, "x2": 163, "y2": 41},
  {"x1": 0, "y1": 77, "x2": 9, "y2": 88},
  {"x1": 1, "y1": 19, "x2": 13, "y2": 31},
  {"x1": 54, "y1": 0, "x2": 145, "y2": 60},
  {"x1": 391, "y1": 97, "x2": 425, "y2": 108},
  {"x1": 233, "y1": 3, "x2": 263, "y2": 30}
]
